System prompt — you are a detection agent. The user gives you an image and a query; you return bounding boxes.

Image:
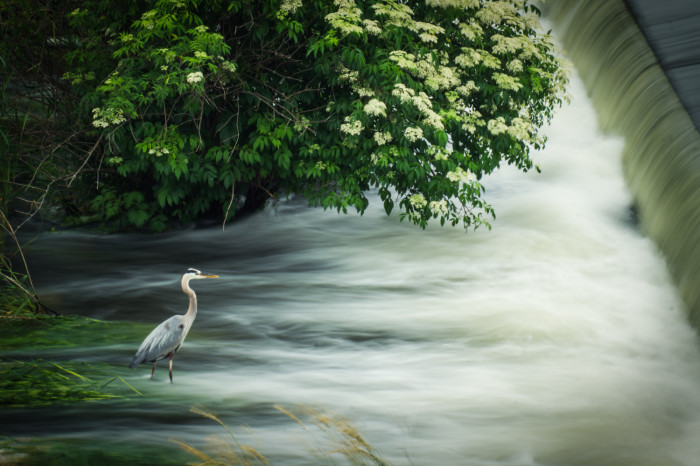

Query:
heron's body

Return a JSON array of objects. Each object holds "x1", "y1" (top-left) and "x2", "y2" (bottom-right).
[{"x1": 129, "y1": 268, "x2": 218, "y2": 382}]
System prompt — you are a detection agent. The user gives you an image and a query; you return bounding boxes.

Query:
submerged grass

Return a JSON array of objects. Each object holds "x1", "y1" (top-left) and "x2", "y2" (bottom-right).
[
  {"x1": 0, "y1": 359, "x2": 142, "y2": 408},
  {"x1": 0, "y1": 312, "x2": 146, "y2": 407},
  {"x1": 0, "y1": 435, "x2": 194, "y2": 466},
  {"x1": 0, "y1": 314, "x2": 136, "y2": 351},
  {"x1": 174, "y1": 405, "x2": 390, "y2": 466},
  {"x1": 1, "y1": 288, "x2": 145, "y2": 408}
]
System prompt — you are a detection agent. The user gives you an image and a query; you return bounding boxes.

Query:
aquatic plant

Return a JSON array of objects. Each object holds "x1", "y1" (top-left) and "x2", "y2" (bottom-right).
[{"x1": 0, "y1": 359, "x2": 142, "y2": 408}]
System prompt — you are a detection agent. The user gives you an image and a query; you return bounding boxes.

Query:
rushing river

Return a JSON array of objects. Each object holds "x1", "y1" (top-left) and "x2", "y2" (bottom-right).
[{"x1": 6, "y1": 74, "x2": 700, "y2": 465}]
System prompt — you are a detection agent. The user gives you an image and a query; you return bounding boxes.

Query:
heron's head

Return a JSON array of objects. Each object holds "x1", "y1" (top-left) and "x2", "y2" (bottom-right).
[{"x1": 184, "y1": 268, "x2": 219, "y2": 280}]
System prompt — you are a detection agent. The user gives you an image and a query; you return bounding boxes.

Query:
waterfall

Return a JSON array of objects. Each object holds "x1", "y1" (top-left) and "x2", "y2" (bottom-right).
[{"x1": 542, "y1": 0, "x2": 700, "y2": 327}]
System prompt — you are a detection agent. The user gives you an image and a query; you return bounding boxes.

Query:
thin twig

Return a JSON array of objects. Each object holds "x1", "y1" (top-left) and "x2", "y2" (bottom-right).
[
  {"x1": 67, "y1": 134, "x2": 104, "y2": 187},
  {"x1": 222, "y1": 178, "x2": 236, "y2": 231}
]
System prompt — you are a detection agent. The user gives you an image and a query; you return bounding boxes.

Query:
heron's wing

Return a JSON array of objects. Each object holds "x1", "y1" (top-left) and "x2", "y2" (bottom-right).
[{"x1": 130, "y1": 315, "x2": 186, "y2": 367}]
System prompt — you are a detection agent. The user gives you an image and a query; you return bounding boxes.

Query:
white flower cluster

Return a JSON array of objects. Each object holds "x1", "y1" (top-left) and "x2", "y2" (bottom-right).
[
  {"x1": 326, "y1": 0, "x2": 363, "y2": 35},
  {"x1": 404, "y1": 126, "x2": 423, "y2": 142},
  {"x1": 352, "y1": 84, "x2": 375, "y2": 97},
  {"x1": 493, "y1": 72, "x2": 523, "y2": 91},
  {"x1": 507, "y1": 117, "x2": 534, "y2": 140},
  {"x1": 340, "y1": 116, "x2": 364, "y2": 135},
  {"x1": 362, "y1": 19, "x2": 382, "y2": 35},
  {"x1": 491, "y1": 34, "x2": 522, "y2": 54},
  {"x1": 475, "y1": 1, "x2": 515, "y2": 26},
  {"x1": 392, "y1": 50, "x2": 461, "y2": 95},
  {"x1": 221, "y1": 61, "x2": 237, "y2": 73},
  {"x1": 429, "y1": 199, "x2": 448, "y2": 215},
  {"x1": 409, "y1": 193, "x2": 427, "y2": 208},
  {"x1": 392, "y1": 84, "x2": 444, "y2": 131},
  {"x1": 392, "y1": 83, "x2": 415, "y2": 103},
  {"x1": 487, "y1": 116, "x2": 508, "y2": 135},
  {"x1": 425, "y1": 0, "x2": 479, "y2": 8},
  {"x1": 509, "y1": 11, "x2": 540, "y2": 31},
  {"x1": 388, "y1": 51, "x2": 417, "y2": 71},
  {"x1": 92, "y1": 107, "x2": 126, "y2": 128},
  {"x1": 481, "y1": 52, "x2": 501, "y2": 69},
  {"x1": 446, "y1": 166, "x2": 475, "y2": 183},
  {"x1": 457, "y1": 21, "x2": 483, "y2": 41},
  {"x1": 413, "y1": 20, "x2": 445, "y2": 37},
  {"x1": 375, "y1": 2, "x2": 446, "y2": 45},
  {"x1": 455, "y1": 47, "x2": 499, "y2": 69},
  {"x1": 338, "y1": 65, "x2": 360, "y2": 83},
  {"x1": 507, "y1": 59, "x2": 523, "y2": 73},
  {"x1": 460, "y1": 114, "x2": 482, "y2": 134},
  {"x1": 186, "y1": 71, "x2": 204, "y2": 84},
  {"x1": 455, "y1": 47, "x2": 481, "y2": 68},
  {"x1": 372, "y1": 2, "x2": 414, "y2": 28},
  {"x1": 455, "y1": 80, "x2": 478, "y2": 96},
  {"x1": 364, "y1": 98, "x2": 387, "y2": 117},
  {"x1": 419, "y1": 32, "x2": 438, "y2": 43},
  {"x1": 148, "y1": 144, "x2": 170, "y2": 157},
  {"x1": 425, "y1": 66, "x2": 460, "y2": 91},
  {"x1": 280, "y1": 0, "x2": 302, "y2": 13},
  {"x1": 194, "y1": 51, "x2": 208, "y2": 59},
  {"x1": 373, "y1": 131, "x2": 392, "y2": 146},
  {"x1": 415, "y1": 92, "x2": 444, "y2": 131},
  {"x1": 492, "y1": 35, "x2": 541, "y2": 60}
]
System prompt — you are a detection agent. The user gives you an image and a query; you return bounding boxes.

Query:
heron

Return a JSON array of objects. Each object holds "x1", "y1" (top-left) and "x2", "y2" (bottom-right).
[{"x1": 129, "y1": 268, "x2": 219, "y2": 382}]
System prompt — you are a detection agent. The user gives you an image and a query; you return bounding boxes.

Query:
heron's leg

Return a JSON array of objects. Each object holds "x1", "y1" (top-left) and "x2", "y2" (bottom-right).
[
  {"x1": 168, "y1": 352, "x2": 174, "y2": 383},
  {"x1": 151, "y1": 362, "x2": 157, "y2": 378}
]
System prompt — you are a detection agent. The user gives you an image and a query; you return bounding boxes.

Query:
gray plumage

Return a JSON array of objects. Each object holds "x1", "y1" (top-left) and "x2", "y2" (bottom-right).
[{"x1": 129, "y1": 268, "x2": 218, "y2": 382}]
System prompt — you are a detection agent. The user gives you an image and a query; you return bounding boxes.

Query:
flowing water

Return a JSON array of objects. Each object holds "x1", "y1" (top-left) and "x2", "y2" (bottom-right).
[
  {"x1": 6, "y1": 73, "x2": 700, "y2": 466},
  {"x1": 544, "y1": 0, "x2": 700, "y2": 326}
]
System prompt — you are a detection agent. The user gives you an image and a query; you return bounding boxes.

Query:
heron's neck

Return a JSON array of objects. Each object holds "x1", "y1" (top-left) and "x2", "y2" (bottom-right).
[{"x1": 181, "y1": 277, "x2": 198, "y2": 320}]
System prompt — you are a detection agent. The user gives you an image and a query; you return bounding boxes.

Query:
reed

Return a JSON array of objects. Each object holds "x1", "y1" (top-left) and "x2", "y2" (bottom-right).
[
  {"x1": 171, "y1": 407, "x2": 269, "y2": 466},
  {"x1": 175, "y1": 405, "x2": 390, "y2": 465}
]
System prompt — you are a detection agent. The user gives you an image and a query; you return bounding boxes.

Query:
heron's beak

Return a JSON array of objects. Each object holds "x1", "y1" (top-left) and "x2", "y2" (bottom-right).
[{"x1": 202, "y1": 273, "x2": 219, "y2": 278}]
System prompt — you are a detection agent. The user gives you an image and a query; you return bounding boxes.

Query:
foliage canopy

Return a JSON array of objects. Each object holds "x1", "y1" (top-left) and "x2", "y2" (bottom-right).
[{"x1": 5, "y1": 0, "x2": 568, "y2": 231}]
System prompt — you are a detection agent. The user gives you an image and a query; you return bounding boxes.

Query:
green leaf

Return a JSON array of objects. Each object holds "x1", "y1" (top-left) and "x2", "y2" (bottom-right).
[
  {"x1": 435, "y1": 130, "x2": 448, "y2": 147},
  {"x1": 383, "y1": 198, "x2": 393, "y2": 215},
  {"x1": 127, "y1": 208, "x2": 150, "y2": 227}
]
